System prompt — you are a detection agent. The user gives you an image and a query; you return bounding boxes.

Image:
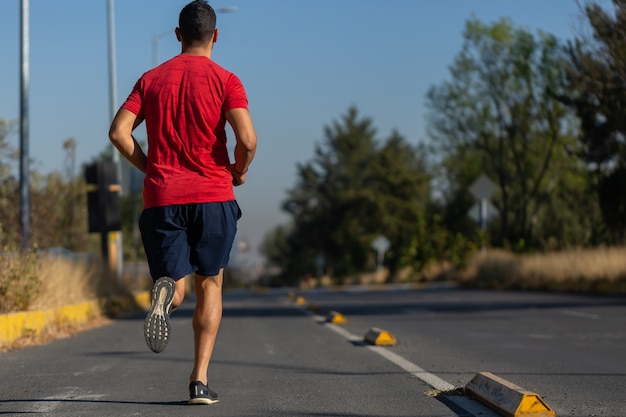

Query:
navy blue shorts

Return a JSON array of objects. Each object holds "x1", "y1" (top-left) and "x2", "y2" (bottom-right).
[{"x1": 139, "y1": 201, "x2": 241, "y2": 281}]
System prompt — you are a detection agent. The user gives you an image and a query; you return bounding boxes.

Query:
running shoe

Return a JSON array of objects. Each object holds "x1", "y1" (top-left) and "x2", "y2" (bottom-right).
[
  {"x1": 143, "y1": 276, "x2": 175, "y2": 353},
  {"x1": 189, "y1": 381, "x2": 219, "y2": 405}
]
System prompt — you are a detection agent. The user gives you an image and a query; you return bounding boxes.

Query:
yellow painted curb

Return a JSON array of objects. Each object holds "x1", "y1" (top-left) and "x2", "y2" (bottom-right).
[
  {"x1": 0, "y1": 300, "x2": 101, "y2": 345},
  {"x1": 465, "y1": 372, "x2": 556, "y2": 417},
  {"x1": 364, "y1": 327, "x2": 397, "y2": 346},
  {"x1": 325, "y1": 311, "x2": 347, "y2": 324},
  {"x1": 132, "y1": 291, "x2": 151, "y2": 310},
  {"x1": 0, "y1": 291, "x2": 151, "y2": 347}
]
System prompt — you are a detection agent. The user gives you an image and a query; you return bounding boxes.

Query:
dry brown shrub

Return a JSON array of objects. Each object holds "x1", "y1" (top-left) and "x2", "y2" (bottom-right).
[
  {"x1": 0, "y1": 254, "x2": 139, "y2": 313},
  {"x1": 28, "y1": 256, "x2": 98, "y2": 310},
  {"x1": 460, "y1": 247, "x2": 626, "y2": 293},
  {"x1": 0, "y1": 253, "x2": 39, "y2": 313}
]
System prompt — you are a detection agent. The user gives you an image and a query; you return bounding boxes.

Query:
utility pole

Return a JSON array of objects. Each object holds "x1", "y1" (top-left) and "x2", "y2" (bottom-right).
[
  {"x1": 19, "y1": 0, "x2": 30, "y2": 251},
  {"x1": 107, "y1": 0, "x2": 123, "y2": 280}
]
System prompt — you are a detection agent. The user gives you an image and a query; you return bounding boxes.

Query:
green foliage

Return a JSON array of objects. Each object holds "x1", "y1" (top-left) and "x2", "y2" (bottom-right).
[
  {"x1": 560, "y1": 0, "x2": 626, "y2": 242},
  {"x1": 29, "y1": 172, "x2": 92, "y2": 251},
  {"x1": 0, "y1": 252, "x2": 40, "y2": 313},
  {"x1": 263, "y1": 107, "x2": 432, "y2": 283},
  {"x1": 0, "y1": 120, "x2": 95, "y2": 253},
  {"x1": 427, "y1": 17, "x2": 589, "y2": 250}
]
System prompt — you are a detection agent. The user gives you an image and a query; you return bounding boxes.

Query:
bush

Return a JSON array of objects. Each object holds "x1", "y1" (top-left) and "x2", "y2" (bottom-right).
[{"x1": 0, "y1": 252, "x2": 40, "y2": 313}]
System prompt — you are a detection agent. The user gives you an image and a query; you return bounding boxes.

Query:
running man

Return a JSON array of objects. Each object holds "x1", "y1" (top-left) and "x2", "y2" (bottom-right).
[{"x1": 108, "y1": 0, "x2": 257, "y2": 405}]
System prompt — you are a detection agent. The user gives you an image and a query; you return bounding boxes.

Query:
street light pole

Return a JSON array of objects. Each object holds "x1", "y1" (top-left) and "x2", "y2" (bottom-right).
[
  {"x1": 152, "y1": 30, "x2": 172, "y2": 68},
  {"x1": 19, "y1": 0, "x2": 30, "y2": 252},
  {"x1": 107, "y1": 0, "x2": 123, "y2": 280}
]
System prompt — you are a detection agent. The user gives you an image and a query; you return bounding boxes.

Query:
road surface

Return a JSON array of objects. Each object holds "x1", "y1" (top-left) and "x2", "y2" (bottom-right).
[{"x1": 1, "y1": 286, "x2": 625, "y2": 416}]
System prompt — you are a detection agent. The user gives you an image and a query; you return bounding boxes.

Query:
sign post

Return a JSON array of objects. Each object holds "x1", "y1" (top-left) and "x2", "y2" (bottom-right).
[
  {"x1": 469, "y1": 175, "x2": 497, "y2": 230},
  {"x1": 371, "y1": 235, "x2": 390, "y2": 272}
]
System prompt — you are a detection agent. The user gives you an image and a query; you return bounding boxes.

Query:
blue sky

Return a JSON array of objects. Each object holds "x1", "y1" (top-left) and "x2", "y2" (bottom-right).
[{"x1": 0, "y1": 0, "x2": 596, "y2": 262}]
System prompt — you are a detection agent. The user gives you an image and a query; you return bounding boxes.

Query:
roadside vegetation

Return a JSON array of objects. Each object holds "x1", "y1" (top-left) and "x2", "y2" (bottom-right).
[
  {"x1": 260, "y1": 1, "x2": 626, "y2": 290},
  {"x1": 2, "y1": 1, "x2": 626, "y2": 320}
]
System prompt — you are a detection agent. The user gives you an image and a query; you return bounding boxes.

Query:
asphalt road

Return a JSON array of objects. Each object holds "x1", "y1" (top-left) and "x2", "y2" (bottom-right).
[{"x1": 1, "y1": 286, "x2": 625, "y2": 417}]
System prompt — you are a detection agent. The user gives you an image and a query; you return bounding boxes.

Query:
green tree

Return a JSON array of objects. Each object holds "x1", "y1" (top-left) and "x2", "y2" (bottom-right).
[
  {"x1": 560, "y1": 0, "x2": 626, "y2": 243},
  {"x1": 269, "y1": 107, "x2": 431, "y2": 283},
  {"x1": 427, "y1": 18, "x2": 586, "y2": 250},
  {"x1": 0, "y1": 119, "x2": 19, "y2": 248},
  {"x1": 370, "y1": 131, "x2": 431, "y2": 277},
  {"x1": 281, "y1": 106, "x2": 380, "y2": 279}
]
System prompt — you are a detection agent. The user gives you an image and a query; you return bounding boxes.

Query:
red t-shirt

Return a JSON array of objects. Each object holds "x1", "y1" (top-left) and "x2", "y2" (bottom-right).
[{"x1": 121, "y1": 54, "x2": 248, "y2": 209}]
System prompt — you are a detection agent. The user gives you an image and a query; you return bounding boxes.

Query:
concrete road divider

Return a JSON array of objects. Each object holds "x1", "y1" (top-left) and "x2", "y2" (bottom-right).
[
  {"x1": 364, "y1": 327, "x2": 397, "y2": 346},
  {"x1": 464, "y1": 372, "x2": 556, "y2": 417},
  {"x1": 325, "y1": 311, "x2": 347, "y2": 324}
]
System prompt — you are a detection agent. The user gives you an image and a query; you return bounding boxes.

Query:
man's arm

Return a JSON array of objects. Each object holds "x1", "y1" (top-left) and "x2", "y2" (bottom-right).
[
  {"x1": 226, "y1": 107, "x2": 257, "y2": 186},
  {"x1": 108, "y1": 108, "x2": 147, "y2": 174}
]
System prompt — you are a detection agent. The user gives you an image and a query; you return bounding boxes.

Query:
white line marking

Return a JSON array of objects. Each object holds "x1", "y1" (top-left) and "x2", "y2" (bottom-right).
[
  {"x1": 304, "y1": 304, "x2": 499, "y2": 416},
  {"x1": 367, "y1": 345, "x2": 456, "y2": 392},
  {"x1": 561, "y1": 310, "x2": 600, "y2": 319},
  {"x1": 322, "y1": 320, "x2": 501, "y2": 416},
  {"x1": 31, "y1": 387, "x2": 106, "y2": 413},
  {"x1": 324, "y1": 321, "x2": 455, "y2": 391},
  {"x1": 265, "y1": 343, "x2": 276, "y2": 355}
]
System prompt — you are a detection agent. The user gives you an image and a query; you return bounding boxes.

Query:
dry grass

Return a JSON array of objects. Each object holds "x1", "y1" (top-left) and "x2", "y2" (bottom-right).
[
  {"x1": 456, "y1": 247, "x2": 626, "y2": 294},
  {"x1": 1, "y1": 254, "x2": 151, "y2": 351},
  {"x1": 28, "y1": 256, "x2": 141, "y2": 311}
]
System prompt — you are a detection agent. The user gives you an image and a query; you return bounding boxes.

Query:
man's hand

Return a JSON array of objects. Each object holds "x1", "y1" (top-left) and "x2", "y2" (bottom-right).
[{"x1": 229, "y1": 164, "x2": 246, "y2": 186}]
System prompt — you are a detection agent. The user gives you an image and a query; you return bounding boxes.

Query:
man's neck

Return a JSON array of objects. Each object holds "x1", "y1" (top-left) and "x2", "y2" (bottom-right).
[{"x1": 181, "y1": 44, "x2": 213, "y2": 59}]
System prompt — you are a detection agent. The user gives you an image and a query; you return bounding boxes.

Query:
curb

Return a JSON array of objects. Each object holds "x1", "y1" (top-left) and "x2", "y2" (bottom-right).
[
  {"x1": 464, "y1": 372, "x2": 556, "y2": 417},
  {"x1": 0, "y1": 291, "x2": 151, "y2": 348}
]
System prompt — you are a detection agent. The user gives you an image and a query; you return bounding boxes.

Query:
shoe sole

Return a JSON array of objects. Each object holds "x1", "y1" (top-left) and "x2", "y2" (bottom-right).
[
  {"x1": 144, "y1": 277, "x2": 175, "y2": 353},
  {"x1": 188, "y1": 398, "x2": 219, "y2": 405}
]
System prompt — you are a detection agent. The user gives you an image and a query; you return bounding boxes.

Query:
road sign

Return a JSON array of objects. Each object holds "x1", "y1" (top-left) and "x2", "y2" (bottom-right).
[
  {"x1": 372, "y1": 235, "x2": 390, "y2": 272},
  {"x1": 468, "y1": 175, "x2": 498, "y2": 230},
  {"x1": 469, "y1": 174, "x2": 497, "y2": 200}
]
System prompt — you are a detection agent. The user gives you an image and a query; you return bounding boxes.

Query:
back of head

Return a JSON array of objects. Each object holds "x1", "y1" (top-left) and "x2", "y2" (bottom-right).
[{"x1": 179, "y1": 0, "x2": 217, "y2": 46}]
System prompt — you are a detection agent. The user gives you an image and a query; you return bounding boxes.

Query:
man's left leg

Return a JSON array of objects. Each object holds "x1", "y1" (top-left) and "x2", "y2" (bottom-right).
[{"x1": 188, "y1": 270, "x2": 223, "y2": 404}]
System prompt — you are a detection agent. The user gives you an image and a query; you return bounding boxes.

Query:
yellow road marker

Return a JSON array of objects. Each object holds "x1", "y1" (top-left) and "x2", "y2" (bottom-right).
[
  {"x1": 326, "y1": 311, "x2": 347, "y2": 324},
  {"x1": 364, "y1": 327, "x2": 397, "y2": 346},
  {"x1": 465, "y1": 372, "x2": 556, "y2": 417}
]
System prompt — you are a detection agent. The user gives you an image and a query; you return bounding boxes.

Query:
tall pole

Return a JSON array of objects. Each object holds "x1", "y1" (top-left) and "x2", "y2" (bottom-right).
[
  {"x1": 19, "y1": 0, "x2": 30, "y2": 252},
  {"x1": 107, "y1": 0, "x2": 123, "y2": 280},
  {"x1": 152, "y1": 30, "x2": 172, "y2": 68}
]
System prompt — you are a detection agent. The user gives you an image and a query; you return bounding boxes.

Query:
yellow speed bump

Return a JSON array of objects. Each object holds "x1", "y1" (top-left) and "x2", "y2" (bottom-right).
[
  {"x1": 325, "y1": 311, "x2": 347, "y2": 324},
  {"x1": 364, "y1": 327, "x2": 397, "y2": 346},
  {"x1": 465, "y1": 372, "x2": 556, "y2": 417}
]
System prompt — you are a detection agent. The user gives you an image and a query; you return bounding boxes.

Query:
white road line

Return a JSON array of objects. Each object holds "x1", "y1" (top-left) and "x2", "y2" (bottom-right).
[
  {"x1": 265, "y1": 342, "x2": 276, "y2": 355},
  {"x1": 306, "y1": 308, "x2": 499, "y2": 417},
  {"x1": 561, "y1": 309, "x2": 600, "y2": 319},
  {"x1": 367, "y1": 345, "x2": 456, "y2": 392},
  {"x1": 323, "y1": 319, "x2": 455, "y2": 391},
  {"x1": 31, "y1": 387, "x2": 106, "y2": 413}
]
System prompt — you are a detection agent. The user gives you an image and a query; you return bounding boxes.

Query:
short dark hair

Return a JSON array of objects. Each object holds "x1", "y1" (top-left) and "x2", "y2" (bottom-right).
[{"x1": 178, "y1": 0, "x2": 216, "y2": 45}]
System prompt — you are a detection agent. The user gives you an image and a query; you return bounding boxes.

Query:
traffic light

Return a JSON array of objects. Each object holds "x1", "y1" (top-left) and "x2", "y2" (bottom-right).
[{"x1": 85, "y1": 160, "x2": 121, "y2": 233}]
